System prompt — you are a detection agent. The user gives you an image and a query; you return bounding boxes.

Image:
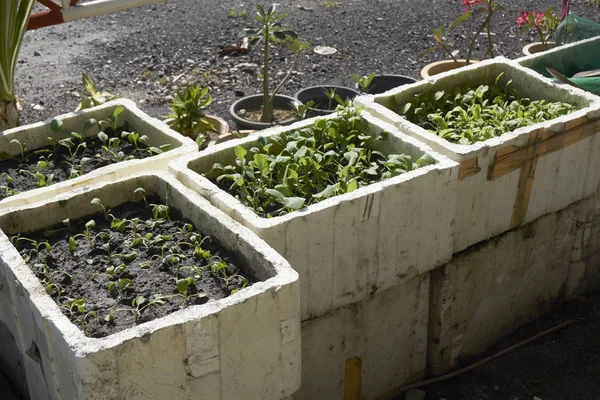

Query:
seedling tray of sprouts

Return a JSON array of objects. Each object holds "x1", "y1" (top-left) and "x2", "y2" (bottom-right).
[
  {"x1": 0, "y1": 100, "x2": 198, "y2": 211},
  {"x1": 0, "y1": 107, "x2": 171, "y2": 200},
  {"x1": 9, "y1": 186, "x2": 254, "y2": 338}
]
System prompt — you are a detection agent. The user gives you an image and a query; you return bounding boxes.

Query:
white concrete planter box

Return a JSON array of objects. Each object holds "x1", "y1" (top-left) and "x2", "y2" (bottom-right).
[
  {"x1": 356, "y1": 58, "x2": 600, "y2": 252},
  {"x1": 0, "y1": 172, "x2": 300, "y2": 400},
  {"x1": 0, "y1": 99, "x2": 198, "y2": 211},
  {"x1": 169, "y1": 112, "x2": 458, "y2": 321}
]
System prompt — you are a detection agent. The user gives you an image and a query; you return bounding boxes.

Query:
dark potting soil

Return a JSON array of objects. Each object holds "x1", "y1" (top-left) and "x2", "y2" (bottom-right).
[
  {"x1": 0, "y1": 124, "x2": 168, "y2": 201},
  {"x1": 11, "y1": 196, "x2": 255, "y2": 338}
]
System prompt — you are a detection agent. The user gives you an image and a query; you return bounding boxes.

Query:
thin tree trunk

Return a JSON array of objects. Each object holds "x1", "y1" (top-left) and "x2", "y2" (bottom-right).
[{"x1": 0, "y1": 99, "x2": 19, "y2": 131}]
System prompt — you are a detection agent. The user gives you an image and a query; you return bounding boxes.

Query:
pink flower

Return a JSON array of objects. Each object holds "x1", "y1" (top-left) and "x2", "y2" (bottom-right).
[
  {"x1": 516, "y1": 10, "x2": 530, "y2": 26},
  {"x1": 534, "y1": 12, "x2": 545, "y2": 26},
  {"x1": 462, "y1": 0, "x2": 483, "y2": 12}
]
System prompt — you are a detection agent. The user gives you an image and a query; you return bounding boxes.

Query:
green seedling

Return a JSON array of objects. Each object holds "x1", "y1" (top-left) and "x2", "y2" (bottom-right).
[
  {"x1": 19, "y1": 168, "x2": 54, "y2": 188},
  {"x1": 91, "y1": 198, "x2": 113, "y2": 220},
  {"x1": 10, "y1": 139, "x2": 26, "y2": 162},
  {"x1": 61, "y1": 297, "x2": 98, "y2": 336},
  {"x1": 104, "y1": 294, "x2": 165, "y2": 322},
  {"x1": 292, "y1": 100, "x2": 316, "y2": 120},
  {"x1": 0, "y1": 172, "x2": 18, "y2": 198},
  {"x1": 150, "y1": 203, "x2": 170, "y2": 220},
  {"x1": 13, "y1": 237, "x2": 51, "y2": 263},
  {"x1": 68, "y1": 219, "x2": 96, "y2": 253},
  {"x1": 174, "y1": 277, "x2": 207, "y2": 304},
  {"x1": 352, "y1": 72, "x2": 376, "y2": 93},
  {"x1": 134, "y1": 187, "x2": 148, "y2": 207},
  {"x1": 99, "y1": 106, "x2": 124, "y2": 134},
  {"x1": 107, "y1": 278, "x2": 134, "y2": 298},
  {"x1": 121, "y1": 131, "x2": 148, "y2": 151}
]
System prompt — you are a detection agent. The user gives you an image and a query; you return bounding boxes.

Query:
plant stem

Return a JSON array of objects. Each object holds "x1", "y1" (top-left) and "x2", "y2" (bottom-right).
[
  {"x1": 466, "y1": 18, "x2": 488, "y2": 63},
  {"x1": 270, "y1": 51, "x2": 302, "y2": 104},
  {"x1": 260, "y1": 25, "x2": 273, "y2": 123},
  {"x1": 485, "y1": 2, "x2": 494, "y2": 58},
  {"x1": 0, "y1": 99, "x2": 19, "y2": 130},
  {"x1": 535, "y1": 25, "x2": 546, "y2": 45}
]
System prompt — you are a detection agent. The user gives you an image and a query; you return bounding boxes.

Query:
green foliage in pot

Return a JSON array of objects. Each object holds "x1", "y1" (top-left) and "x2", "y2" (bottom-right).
[
  {"x1": 207, "y1": 106, "x2": 436, "y2": 217},
  {"x1": 164, "y1": 84, "x2": 215, "y2": 146},
  {"x1": 243, "y1": 4, "x2": 310, "y2": 123},
  {"x1": 0, "y1": 0, "x2": 35, "y2": 130},
  {"x1": 394, "y1": 73, "x2": 577, "y2": 145}
]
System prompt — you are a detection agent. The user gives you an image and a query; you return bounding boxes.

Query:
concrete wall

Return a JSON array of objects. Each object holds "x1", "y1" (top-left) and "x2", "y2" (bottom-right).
[
  {"x1": 427, "y1": 197, "x2": 579, "y2": 376},
  {"x1": 0, "y1": 99, "x2": 198, "y2": 211},
  {"x1": 0, "y1": 172, "x2": 300, "y2": 400},
  {"x1": 296, "y1": 274, "x2": 429, "y2": 400}
]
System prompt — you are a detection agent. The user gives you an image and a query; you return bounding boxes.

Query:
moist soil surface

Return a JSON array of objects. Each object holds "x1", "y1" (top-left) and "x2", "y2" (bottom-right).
[
  {"x1": 6, "y1": 0, "x2": 600, "y2": 398},
  {"x1": 12, "y1": 196, "x2": 255, "y2": 338},
  {"x1": 0, "y1": 125, "x2": 166, "y2": 200}
]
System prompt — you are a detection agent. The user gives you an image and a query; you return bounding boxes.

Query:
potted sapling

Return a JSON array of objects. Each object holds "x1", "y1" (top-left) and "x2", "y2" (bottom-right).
[
  {"x1": 230, "y1": 4, "x2": 310, "y2": 130},
  {"x1": 163, "y1": 83, "x2": 229, "y2": 149},
  {"x1": 420, "y1": 0, "x2": 504, "y2": 79}
]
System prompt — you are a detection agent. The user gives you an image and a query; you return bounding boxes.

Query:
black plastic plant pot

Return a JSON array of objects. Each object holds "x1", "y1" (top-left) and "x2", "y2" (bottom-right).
[
  {"x1": 229, "y1": 94, "x2": 300, "y2": 131},
  {"x1": 294, "y1": 86, "x2": 361, "y2": 116},
  {"x1": 356, "y1": 74, "x2": 418, "y2": 95}
]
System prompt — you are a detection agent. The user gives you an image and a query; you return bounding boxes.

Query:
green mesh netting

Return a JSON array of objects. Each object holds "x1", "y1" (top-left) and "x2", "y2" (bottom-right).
[
  {"x1": 524, "y1": 16, "x2": 600, "y2": 96},
  {"x1": 555, "y1": 14, "x2": 600, "y2": 45}
]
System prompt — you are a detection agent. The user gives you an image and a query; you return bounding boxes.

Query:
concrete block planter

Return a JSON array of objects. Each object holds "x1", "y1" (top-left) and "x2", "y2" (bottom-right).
[
  {"x1": 0, "y1": 99, "x2": 198, "y2": 211},
  {"x1": 169, "y1": 111, "x2": 458, "y2": 321},
  {"x1": 0, "y1": 172, "x2": 300, "y2": 400},
  {"x1": 356, "y1": 58, "x2": 600, "y2": 252},
  {"x1": 428, "y1": 199, "x2": 578, "y2": 376}
]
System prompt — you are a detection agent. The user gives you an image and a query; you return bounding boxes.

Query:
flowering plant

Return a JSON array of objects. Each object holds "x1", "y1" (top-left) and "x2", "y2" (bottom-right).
[
  {"x1": 516, "y1": 7, "x2": 560, "y2": 45},
  {"x1": 422, "y1": 0, "x2": 504, "y2": 64}
]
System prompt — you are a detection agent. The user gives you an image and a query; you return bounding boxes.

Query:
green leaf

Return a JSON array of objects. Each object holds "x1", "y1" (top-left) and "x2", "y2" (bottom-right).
[
  {"x1": 265, "y1": 189, "x2": 305, "y2": 210},
  {"x1": 176, "y1": 278, "x2": 190, "y2": 294}
]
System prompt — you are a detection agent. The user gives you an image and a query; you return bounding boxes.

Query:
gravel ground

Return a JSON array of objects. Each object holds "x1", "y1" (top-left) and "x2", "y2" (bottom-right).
[
  {"x1": 14, "y1": 0, "x2": 600, "y2": 128},
  {"x1": 5, "y1": 1, "x2": 600, "y2": 399}
]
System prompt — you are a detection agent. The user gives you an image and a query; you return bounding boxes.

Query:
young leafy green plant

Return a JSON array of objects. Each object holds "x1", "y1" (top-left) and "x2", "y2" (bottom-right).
[
  {"x1": 393, "y1": 73, "x2": 577, "y2": 145},
  {"x1": 164, "y1": 84, "x2": 215, "y2": 144},
  {"x1": 75, "y1": 72, "x2": 119, "y2": 111},
  {"x1": 352, "y1": 72, "x2": 376, "y2": 93},
  {"x1": 207, "y1": 106, "x2": 435, "y2": 217}
]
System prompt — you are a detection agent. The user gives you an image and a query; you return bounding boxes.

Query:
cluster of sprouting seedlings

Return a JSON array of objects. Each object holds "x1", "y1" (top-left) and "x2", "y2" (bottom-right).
[
  {"x1": 11, "y1": 187, "x2": 250, "y2": 337},
  {"x1": 0, "y1": 107, "x2": 171, "y2": 200}
]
